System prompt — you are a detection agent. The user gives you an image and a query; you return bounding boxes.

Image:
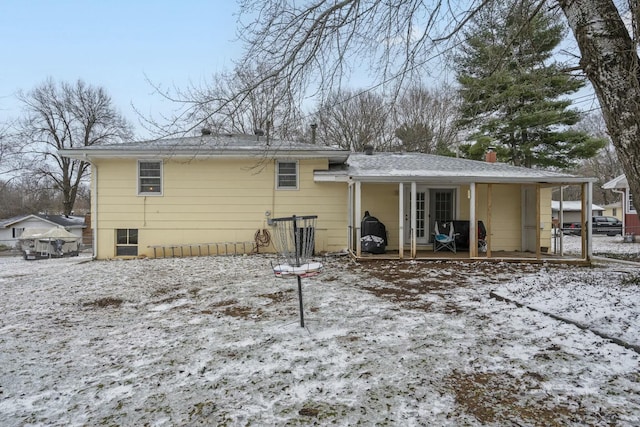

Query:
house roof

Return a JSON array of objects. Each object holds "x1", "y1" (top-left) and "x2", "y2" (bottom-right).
[
  {"x1": 0, "y1": 214, "x2": 86, "y2": 229},
  {"x1": 58, "y1": 134, "x2": 594, "y2": 184},
  {"x1": 603, "y1": 174, "x2": 628, "y2": 189},
  {"x1": 551, "y1": 201, "x2": 604, "y2": 212},
  {"x1": 58, "y1": 134, "x2": 350, "y2": 164},
  {"x1": 315, "y1": 153, "x2": 594, "y2": 184}
]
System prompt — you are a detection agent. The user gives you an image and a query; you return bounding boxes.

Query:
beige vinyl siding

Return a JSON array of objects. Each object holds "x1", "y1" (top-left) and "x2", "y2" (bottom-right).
[
  {"x1": 456, "y1": 184, "x2": 551, "y2": 252},
  {"x1": 93, "y1": 158, "x2": 347, "y2": 259},
  {"x1": 487, "y1": 184, "x2": 522, "y2": 251},
  {"x1": 539, "y1": 187, "x2": 552, "y2": 251}
]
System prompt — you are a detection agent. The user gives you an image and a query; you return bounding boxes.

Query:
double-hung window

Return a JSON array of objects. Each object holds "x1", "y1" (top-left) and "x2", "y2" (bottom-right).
[
  {"x1": 276, "y1": 160, "x2": 298, "y2": 190},
  {"x1": 629, "y1": 191, "x2": 636, "y2": 213},
  {"x1": 138, "y1": 161, "x2": 162, "y2": 195},
  {"x1": 116, "y1": 229, "x2": 138, "y2": 256}
]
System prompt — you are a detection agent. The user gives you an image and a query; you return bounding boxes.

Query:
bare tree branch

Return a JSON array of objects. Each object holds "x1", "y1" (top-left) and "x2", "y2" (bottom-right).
[{"x1": 16, "y1": 78, "x2": 133, "y2": 214}]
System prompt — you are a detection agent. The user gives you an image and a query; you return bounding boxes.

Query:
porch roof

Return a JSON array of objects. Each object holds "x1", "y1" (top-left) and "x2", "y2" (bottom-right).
[
  {"x1": 315, "y1": 152, "x2": 595, "y2": 184},
  {"x1": 603, "y1": 174, "x2": 628, "y2": 189}
]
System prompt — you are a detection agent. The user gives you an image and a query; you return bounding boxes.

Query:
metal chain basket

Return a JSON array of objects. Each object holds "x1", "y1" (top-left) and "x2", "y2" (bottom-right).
[{"x1": 270, "y1": 215, "x2": 322, "y2": 277}]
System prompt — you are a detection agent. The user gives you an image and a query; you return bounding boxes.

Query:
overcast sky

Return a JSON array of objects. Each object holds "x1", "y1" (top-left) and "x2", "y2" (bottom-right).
[
  {"x1": 0, "y1": 0, "x2": 241, "y2": 138},
  {"x1": 0, "y1": 1, "x2": 601, "y2": 141}
]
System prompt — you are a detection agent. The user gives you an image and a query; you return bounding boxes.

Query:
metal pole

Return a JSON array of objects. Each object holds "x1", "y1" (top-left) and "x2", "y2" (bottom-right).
[
  {"x1": 292, "y1": 215, "x2": 304, "y2": 327},
  {"x1": 292, "y1": 215, "x2": 300, "y2": 267},
  {"x1": 297, "y1": 275, "x2": 304, "y2": 328}
]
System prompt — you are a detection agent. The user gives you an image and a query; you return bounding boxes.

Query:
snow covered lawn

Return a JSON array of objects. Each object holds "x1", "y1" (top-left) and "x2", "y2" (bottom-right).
[{"x1": 1, "y1": 236, "x2": 639, "y2": 426}]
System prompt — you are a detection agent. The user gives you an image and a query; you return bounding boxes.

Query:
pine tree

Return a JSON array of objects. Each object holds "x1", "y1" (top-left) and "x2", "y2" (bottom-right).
[{"x1": 455, "y1": 0, "x2": 604, "y2": 168}]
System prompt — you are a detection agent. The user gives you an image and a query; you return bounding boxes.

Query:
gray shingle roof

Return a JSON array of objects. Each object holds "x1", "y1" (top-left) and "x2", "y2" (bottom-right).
[
  {"x1": 59, "y1": 134, "x2": 350, "y2": 163},
  {"x1": 0, "y1": 214, "x2": 85, "y2": 229},
  {"x1": 341, "y1": 153, "x2": 591, "y2": 183}
]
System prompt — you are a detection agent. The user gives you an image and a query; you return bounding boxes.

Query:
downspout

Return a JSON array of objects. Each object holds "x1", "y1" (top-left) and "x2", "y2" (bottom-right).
[
  {"x1": 91, "y1": 160, "x2": 98, "y2": 260},
  {"x1": 611, "y1": 188, "x2": 625, "y2": 232}
]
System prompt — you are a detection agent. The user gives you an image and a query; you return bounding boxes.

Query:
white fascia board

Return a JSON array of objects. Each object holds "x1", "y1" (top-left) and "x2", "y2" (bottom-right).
[
  {"x1": 314, "y1": 173, "x2": 350, "y2": 182},
  {"x1": 345, "y1": 175, "x2": 596, "y2": 185},
  {"x1": 59, "y1": 148, "x2": 349, "y2": 163}
]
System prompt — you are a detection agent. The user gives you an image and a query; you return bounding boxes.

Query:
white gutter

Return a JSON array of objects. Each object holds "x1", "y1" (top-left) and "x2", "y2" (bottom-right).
[
  {"x1": 340, "y1": 176, "x2": 596, "y2": 185},
  {"x1": 59, "y1": 148, "x2": 350, "y2": 163},
  {"x1": 611, "y1": 188, "x2": 626, "y2": 232}
]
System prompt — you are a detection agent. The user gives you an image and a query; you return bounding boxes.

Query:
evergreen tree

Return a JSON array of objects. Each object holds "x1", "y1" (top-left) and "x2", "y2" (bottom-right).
[{"x1": 455, "y1": 0, "x2": 604, "y2": 168}]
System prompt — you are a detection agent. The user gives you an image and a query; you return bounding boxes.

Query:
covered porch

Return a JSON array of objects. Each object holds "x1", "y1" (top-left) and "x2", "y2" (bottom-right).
[
  {"x1": 347, "y1": 180, "x2": 593, "y2": 263},
  {"x1": 332, "y1": 153, "x2": 595, "y2": 264},
  {"x1": 346, "y1": 179, "x2": 593, "y2": 264}
]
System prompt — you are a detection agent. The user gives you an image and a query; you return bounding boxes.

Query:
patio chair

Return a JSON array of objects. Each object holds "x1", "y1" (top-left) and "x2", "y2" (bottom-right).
[{"x1": 433, "y1": 221, "x2": 457, "y2": 253}]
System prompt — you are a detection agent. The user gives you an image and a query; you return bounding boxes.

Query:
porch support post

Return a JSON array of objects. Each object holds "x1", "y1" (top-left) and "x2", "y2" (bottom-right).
[
  {"x1": 486, "y1": 184, "x2": 492, "y2": 258},
  {"x1": 347, "y1": 183, "x2": 354, "y2": 255},
  {"x1": 355, "y1": 181, "x2": 362, "y2": 257},
  {"x1": 536, "y1": 184, "x2": 541, "y2": 260},
  {"x1": 581, "y1": 183, "x2": 587, "y2": 259},
  {"x1": 399, "y1": 182, "x2": 404, "y2": 259},
  {"x1": 469, "y1": 182, "x2": 477, "y2": 257},
  {"x1": 559, "y1": 186, "x2": 564, "y2": 256},
  {"x1": 411, "y1": 181, "x2": 417, "y2": 258},
  {"x1": 586, "y1": 181, "x2": 593, "y2": 261}
]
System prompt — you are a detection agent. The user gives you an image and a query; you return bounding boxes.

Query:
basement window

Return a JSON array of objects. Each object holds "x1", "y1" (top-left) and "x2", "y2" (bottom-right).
[
  {"x1": 138, "y1": 161, "x2": 162, "y2": 195},
  {"x1": 116, "y1": 229, "x2": 138, "y2": 256},
  {"x1": 276, "y1": 160, "x2": 298, "y2": 190}
]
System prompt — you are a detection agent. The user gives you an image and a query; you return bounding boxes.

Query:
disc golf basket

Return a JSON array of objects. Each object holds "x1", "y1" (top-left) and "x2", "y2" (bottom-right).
[{"x1": 270, "y1": 215, "x2": 322, "y2": 327}]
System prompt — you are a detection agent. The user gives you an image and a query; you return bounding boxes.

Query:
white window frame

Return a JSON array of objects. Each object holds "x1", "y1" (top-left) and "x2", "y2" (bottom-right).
[
  {"x1": 276, "y1": 160, "x2": 299, "y2": 190},
  {"x1": 116, "y1": 228, "x2": 138, "y2": 256},
  {"x1": 628, "y1": 191, "x2": 636, "y2": 214},
  {"x1": 138, "y1": 160, "x2": 163, "y2": 196}
]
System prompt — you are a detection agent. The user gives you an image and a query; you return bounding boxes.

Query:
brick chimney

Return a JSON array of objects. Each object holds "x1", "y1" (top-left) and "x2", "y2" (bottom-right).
[{"x1": 485, "y1": 147, "x2": 497, "y2": 163}]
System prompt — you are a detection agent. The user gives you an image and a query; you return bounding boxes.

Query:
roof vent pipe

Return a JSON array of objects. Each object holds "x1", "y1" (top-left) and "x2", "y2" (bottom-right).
[
  {"x1": 363, "y1": 145, "x2": 374, "y2": 155},
  {"x1": 310, "y1": 123, "x2": 317, "y2": 145}
]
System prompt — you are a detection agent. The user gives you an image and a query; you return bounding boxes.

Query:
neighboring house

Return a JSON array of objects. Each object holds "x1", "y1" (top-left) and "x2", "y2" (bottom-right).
[
  {"x1": 603, "y1": 175, "x2": 640, "y2": 235},
  {"x1": 551, "y1": 201, "x2": 604, "y2": 225},
  {"x1": 59, "y1": 133, "x2": 595, "y2": 262},
  {"x1": 603, "y1": 201, "x2": 623, "y2": 221},
  {"x1": 0, "y1": 214, "x2": 86, "y2": 248}
]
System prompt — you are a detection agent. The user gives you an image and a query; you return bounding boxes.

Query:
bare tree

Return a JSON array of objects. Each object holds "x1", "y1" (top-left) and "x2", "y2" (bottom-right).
[
  {"x1": 222, "y1": 0, "x2": 640, "y2": 215},
  {"x1": 392, "y1": 84, "x2": 461, "y2": 154},
  {"x1": 16, "y1": 79, "x2": 133, "y2": 214},
  {"x1": 195, "y1": 63, "x2": 305, "y2": 140},
  {"x1": 0, "y1": 120, "x2": 24, "y2": 179},
  {"x1": 315, "y1": 90, "x2": 391, "y2": 151},
  {"x1": 0, "y1": 175, "x2": 60, "y2": 218},
  {"x1": 558, "y1": 1, "x2": 640, "y2": 213},
  {"x1": 569, "y1": 112, "x2": 623, "y2": 205}
]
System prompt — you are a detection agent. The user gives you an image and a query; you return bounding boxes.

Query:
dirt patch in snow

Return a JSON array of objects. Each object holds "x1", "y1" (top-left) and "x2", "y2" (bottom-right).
[
  {"x1": 83, "y1": 297, "x2": 124, "y2": 308},
  {"x1": 444, "y1": 370, "x2": 603, "y2": 426}
]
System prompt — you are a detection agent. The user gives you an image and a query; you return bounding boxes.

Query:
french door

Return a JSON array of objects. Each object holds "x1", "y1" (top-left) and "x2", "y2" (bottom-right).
[{"x1": 405, "y1": 187, "x2": 456, "y2": 244}]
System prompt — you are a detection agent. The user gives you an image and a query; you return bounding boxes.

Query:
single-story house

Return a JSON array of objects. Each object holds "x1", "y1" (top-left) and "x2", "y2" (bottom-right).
[
  {"x1": 603, "y1": 201, "x2": 623, "y2": 221},
  {"x1": 0, "y1": 213, "x2": 85, "y2": 249},
  {"x1": 59, "y1": 133, "x2": 596, "y2": 263},
  {"x1": 551, "y1": 201, "x2": 604, "y2": 224},
  {"x1": 603, "y1": 175, "x2": 640, "y2": 235}
]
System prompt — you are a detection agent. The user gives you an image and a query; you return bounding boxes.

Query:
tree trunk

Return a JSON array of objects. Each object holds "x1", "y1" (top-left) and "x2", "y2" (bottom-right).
[{"x1": 558, "y1": 0, "x2": 640, "y2": 219}]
